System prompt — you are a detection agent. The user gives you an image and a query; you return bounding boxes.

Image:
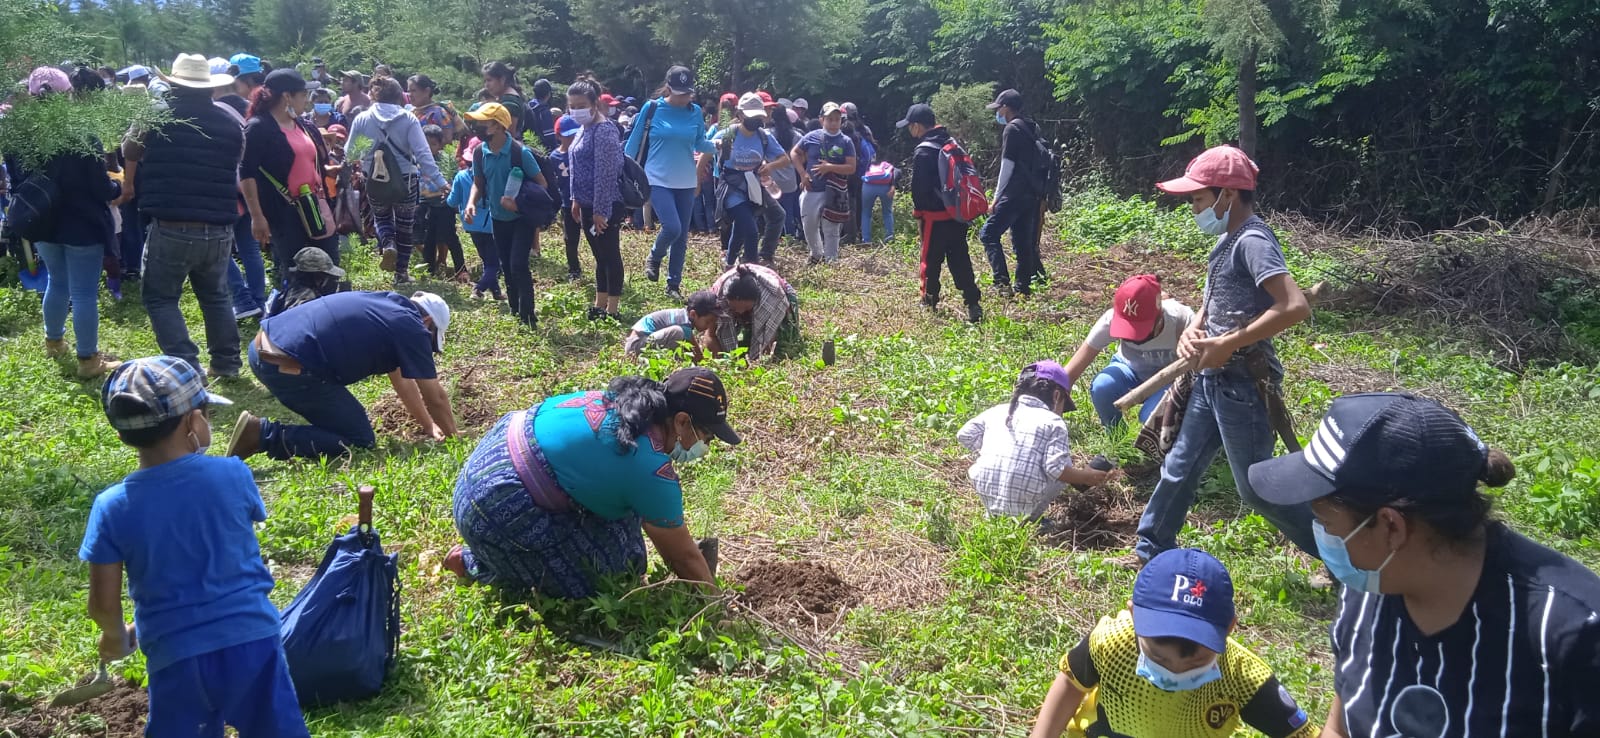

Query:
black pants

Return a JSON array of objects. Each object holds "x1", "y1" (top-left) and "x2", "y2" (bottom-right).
[
  {"x1": 582, "y1": 204, "x2": 624, "y2": 296},
  {"x1": 421, "y1": 204, "x2": 464, "y2": 275},
  {"x1": 842, "y1": 176, "x2": 863, "y2": 244},
  {"x1": 919, "y1": 217, "x2": 981, "y2": 306},
  {"x1": 562, "y1": 203, "x2": 583, "y2": 277},
  {"x1": 266, "y1": 208, "x2": 339, "y2": 288},
  {"x1": 491, "y1": 216, "x2": 537, "y2": 326},
  {"x1": 979, "y1": 196, "x2": 1042, "y2": 294}
]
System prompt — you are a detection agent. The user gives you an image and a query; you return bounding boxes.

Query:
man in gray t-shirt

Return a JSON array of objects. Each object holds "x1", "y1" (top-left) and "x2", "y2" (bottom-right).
[
  {"x1": 1130, "y1": 145, "x2": 1317, "y2": 567},
  {"x1": 1063, "y1": 274, "x2": 1195, "y2": 429}
]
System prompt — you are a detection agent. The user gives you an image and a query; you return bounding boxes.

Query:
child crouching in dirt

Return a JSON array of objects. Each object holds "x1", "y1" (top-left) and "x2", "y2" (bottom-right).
[
  {"x1": 625, "y1": 289, "x2": 720, "y2": 360},
  {"x1": 78, "y1": 356, "x2": 309, "y2": 736},
  {"x1": 1029, "y1": 549, "x2": 1317, "y2": 738},
  {"x1": 958, "y1": 361, "x2": 1119, "y2": 521}
]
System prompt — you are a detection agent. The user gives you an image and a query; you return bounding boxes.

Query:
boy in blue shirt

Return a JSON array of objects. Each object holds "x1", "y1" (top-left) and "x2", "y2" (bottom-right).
[
  {"x1": 624, "y1": 289, "x2": 720, "y2": 360},
  {"x1": 548, "y1": 114, "x2": 583, "y2": 282},
  {"x1": 447, "y1": 142, "x2": 501, "y2": 300},
  {"x1": 80, "y1": 356, "x2": 308, "y2": 737}
]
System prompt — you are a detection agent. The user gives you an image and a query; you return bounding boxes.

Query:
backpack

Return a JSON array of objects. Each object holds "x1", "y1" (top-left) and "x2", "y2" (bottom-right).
[
  {"x1": 5, "y1": 166, "x2": 60, "y2": 243},
  {"x1": 863, "y1": 161, "x2": 896, "y2": 186},
  {"x1": 1035, "y1": 137, "x2": 1063, "y2": 213},
  {"x1": 479, "y1": 139, "x2": 559, "y2": 228},
  {"x1": 916, "y1": 137, "x2": 989, "y2": 224},
  {"x1": 364, "y1": 117, "x2": 416, "y2": 206},
  {"x1": 619, "y1": 156, "x2": 649, "y2": 209},
  {"x1": 280, "y1": 487, "x2": 399, "y2": 708}
]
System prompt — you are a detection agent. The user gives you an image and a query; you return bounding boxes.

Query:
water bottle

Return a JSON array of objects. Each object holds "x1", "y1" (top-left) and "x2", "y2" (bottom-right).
[
  {"x1": 505, "y1": 165, "x2": 524, "y2": 194},
  {"x1": 299, "y1": 184, "x2": 324, "y2": 232}
]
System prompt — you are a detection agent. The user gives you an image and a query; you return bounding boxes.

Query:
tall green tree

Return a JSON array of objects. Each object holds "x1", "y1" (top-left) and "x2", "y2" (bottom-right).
[{"x1": 249, "y1": 0, "x2": 332, "y2": 57}]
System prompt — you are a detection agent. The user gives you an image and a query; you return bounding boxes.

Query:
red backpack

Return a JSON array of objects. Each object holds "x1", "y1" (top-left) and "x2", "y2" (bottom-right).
[{"x1": 916, "y1": 137, "x2": 989, "y2": 223}]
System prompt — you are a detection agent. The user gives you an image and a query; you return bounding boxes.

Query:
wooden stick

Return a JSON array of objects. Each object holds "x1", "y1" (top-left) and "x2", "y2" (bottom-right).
[{"x1": 1114, "y1": 357, "x2": 1195, "y2": 411}]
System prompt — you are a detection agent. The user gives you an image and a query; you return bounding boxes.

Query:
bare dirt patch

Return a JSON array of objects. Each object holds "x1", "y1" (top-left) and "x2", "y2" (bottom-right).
[
  {"x1": 736, "y1": 560, "x2": 860, "y2": 619},
  {"x1": 1040, "y1": 485, "x2": 1142, "y2": 550},
  {"x1": 0, "y1": 678, "x2": 147, "y2": 737}
]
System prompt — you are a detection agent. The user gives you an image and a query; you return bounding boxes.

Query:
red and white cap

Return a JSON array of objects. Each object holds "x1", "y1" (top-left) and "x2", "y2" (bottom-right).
[
  {"x1": 1156, "y1": 145, "x2": 1258, "y2": 194},
  {"x1": 1110, "y1": 274, "x2": 1162, "y2": 341}
]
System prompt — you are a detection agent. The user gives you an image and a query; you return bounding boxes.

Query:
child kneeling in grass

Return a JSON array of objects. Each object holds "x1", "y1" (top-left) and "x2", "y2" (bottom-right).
[
  {"x1": 1030, "y1": 549, "x2": 1318, "y2": 738},
  {"x1": 79, "y1": 356, "x2": 308, "y2": 737},
  {"x1": 625, "y1": 289, "x2": 720, "y2": 360},
  {"x1": 958, "y1": 360, "x2": 1117, "y2": 520}
]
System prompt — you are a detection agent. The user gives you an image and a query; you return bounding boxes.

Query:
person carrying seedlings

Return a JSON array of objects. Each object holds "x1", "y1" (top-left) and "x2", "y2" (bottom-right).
[
  {"x1": 1131, "y1": 145, "x2": 1316, "y2": 567},
  {"x1": 957, "y1": 361, "x2": 1118, "y2": 520},
  {"x1": 1029, "y1": 548, "x2": 1318, "y2": 738},
  {"x1": 706, "y1": 263, "x2": 802, "y2": 365},
  {"x1": 900, "y1": 103, "x2": 984, "y2": 323},
  {"x1": 79, "y1": 356, "x2": 309, "y2": 736},
  {"x1": 625, "y1": 290, "x2": 720, "y2": 360},
  {"x1": 1062, "y1": 274, "x2": 1197, "y2": 430},
  {"x1": 1248, "y1": 393, "x2": 1600, "y2": 738},
  {"x1": 227, "y1": 290, "x2": 457, "y2": 460},
  {"x1": 444, "y1": 368, "x2": 739, "y2": 598}
]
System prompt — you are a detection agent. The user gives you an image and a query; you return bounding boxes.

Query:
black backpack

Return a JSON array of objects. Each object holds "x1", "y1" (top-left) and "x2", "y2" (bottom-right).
[
  {"x1": 5, "y1": 166, "x2": 61, "y2": 242},
  {"x1": 479, "y1": 139, "x2": 560, "y2": 228},
  {"x1": 365, "y1": 118, "x2": 418, "y2": 206},
  {"x1": 1034, "y1": 135, "x2": 1063, "y2": 213}
]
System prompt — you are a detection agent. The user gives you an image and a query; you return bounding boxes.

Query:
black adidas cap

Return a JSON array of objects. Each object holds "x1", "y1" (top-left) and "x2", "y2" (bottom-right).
[{"x1": 664, "y1": 368, "x2": 740, "y2": 445}]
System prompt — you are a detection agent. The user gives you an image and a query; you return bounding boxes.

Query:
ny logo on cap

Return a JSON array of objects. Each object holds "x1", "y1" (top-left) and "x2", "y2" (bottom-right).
[
  {"x1": 1171, "y1": 575, "x2": 1206, "y2": 607},
  {"x1": 1121, "y1": 300, "x2": 1141, "y2": 318}
]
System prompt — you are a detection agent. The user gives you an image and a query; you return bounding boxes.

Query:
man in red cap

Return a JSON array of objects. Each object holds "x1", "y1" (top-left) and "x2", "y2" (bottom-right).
[
  {"x1": 1128, "y1": 144, "x2": 1315, "y2": 568},
  {"x1": 1062, "y1": 274, "x2": 1196, "y2": 429}
]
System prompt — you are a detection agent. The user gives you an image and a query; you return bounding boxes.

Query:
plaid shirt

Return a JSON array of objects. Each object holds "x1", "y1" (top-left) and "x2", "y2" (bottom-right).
[
  {"x1": 957, "y1": 396, "x2": 1074, "y2": 517},
  {"x1": 712, "y1": 264, "x2": 795, "y2": 363}
]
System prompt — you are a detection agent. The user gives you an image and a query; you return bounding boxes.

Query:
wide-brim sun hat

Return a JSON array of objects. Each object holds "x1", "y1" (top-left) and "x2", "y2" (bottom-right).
[{"x1": 162, "y1": 53, "x2": 234, "y2": 89}]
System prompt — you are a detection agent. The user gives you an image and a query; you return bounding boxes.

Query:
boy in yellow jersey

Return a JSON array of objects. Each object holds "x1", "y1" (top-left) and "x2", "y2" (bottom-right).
[{"x1": 1031, "y1": 549, "x2": 1318, "y2": 738}]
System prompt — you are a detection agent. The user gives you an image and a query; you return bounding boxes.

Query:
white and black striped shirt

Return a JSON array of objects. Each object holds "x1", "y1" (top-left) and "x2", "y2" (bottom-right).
[{"x1": 1330, "y1": 524, "x2": 1600, "y2": 738}]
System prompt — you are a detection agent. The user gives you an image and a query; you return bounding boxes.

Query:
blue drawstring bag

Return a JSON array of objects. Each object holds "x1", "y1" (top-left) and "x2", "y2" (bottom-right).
[{"x1": 280, "y1": 487, "x2": 400, "y2": 707}]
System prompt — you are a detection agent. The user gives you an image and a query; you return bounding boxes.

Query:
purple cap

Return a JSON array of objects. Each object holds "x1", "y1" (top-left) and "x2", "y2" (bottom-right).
[{"x1": 1131, "y1": 549, "x2": 1235, "y2": 654}]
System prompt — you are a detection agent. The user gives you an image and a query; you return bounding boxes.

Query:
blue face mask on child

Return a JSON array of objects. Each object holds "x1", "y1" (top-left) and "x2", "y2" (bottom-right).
[
  {"x1": 313, "y1": 102, "x2": 333, "y2": 115},
  {"x1": 1136, "y1": 650, "x2": 1221, "y2": 692}
]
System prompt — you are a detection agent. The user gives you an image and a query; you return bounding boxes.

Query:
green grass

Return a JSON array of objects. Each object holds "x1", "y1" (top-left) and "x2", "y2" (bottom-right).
[{"x1": 2, "y1": 194, "x2": 1597, "y2": 736}]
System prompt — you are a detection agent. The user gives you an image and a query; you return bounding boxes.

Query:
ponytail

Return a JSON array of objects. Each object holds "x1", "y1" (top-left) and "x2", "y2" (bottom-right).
[
  {"x1": 606, "y1": 375, "x2": 672, "y2": 454},
  {"x1": 247, "y1": 85, "x2": 283, "y2": 120},
  {"x1": 1006, "y1": 376, "x2": 1062, "y2": 432}
]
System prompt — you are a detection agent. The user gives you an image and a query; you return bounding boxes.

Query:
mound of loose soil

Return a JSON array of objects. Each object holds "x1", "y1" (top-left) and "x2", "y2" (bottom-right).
[
  {"x1": 0, "y1": 679, "x2": 147, "y2": 737},
  {"x1": 451, "y1": 366, "x2": 502, "y2": 429},
  {"x1": 1041, "y1": 487, "x2": 1141, "y2": 550},
  {"x1": 736, "y1": 560, "x2": 861, "y2": 616}
]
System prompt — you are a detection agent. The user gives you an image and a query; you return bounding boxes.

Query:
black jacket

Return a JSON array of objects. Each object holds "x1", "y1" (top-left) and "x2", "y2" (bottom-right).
[
  {"x1": 911, "y1": 126, "x2": 954, "y2": 215},
  {"x1": 241, "y1": 114, "x2": 330, "y2": 222},
  {"x1": 5, "y1": 146, "x2": 120, "y2": 247},
  {"x1": 138, "y1": 91, "x2": 243, "y2": 225}
]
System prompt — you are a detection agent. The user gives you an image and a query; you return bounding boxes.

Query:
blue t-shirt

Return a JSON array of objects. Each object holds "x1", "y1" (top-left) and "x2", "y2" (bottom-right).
[
  {"x1": 447, "y1": 168, "x2": 492, "y2": 234},
  {"x1": 533, "y1": 391, "x2": 686, "y2": 528},
  {"x1": 547, "y1": 148, "x2": 573, "y2": 202},
  {"x1": 263, "y1": 290, "x2": 437, "y2": 385},
  {"x1": 632, "y1": 307, "x2": 691, "y2": 335},
  {"x1": 78, "y1": 454, "x2": 280, "y2": 673},
  {"x1": 710, "y1": 127, "x2": 785, "y2": 208},
  {"x1": 795, "y1": 129, "x2": 856, "y2": 192},
  {"x1": 623, "y1": 98, "x2": 715, "y2": 190},
  {"x1": 471, "y1": 137, "x2": 541, "y2": 222}
]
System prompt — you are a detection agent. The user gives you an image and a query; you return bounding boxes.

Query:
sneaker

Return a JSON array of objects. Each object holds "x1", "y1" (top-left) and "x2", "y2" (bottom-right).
[
  {"x1": 227, "y1": 410, "x2": 262, "y2": 459},
  {"x1": 235, "y1": 306, "x2": 263, "y2": 321},
  {"x1": 966, "y1": 304, "x2": 983, "y2": 323},
  {"x1": 394, "y1": 272, "x2": 415, "y2": 286},
  {"x1": 1014, "y1": 284, "x2": 1032, "y2": 298},
  {"x1": 606, "y1": 312, "x2": 625, "y2": 325},
  {"x1": 206, "y1": 366, "x2": 240, "y2": 381},
  {"x1": 566, "y1": 271, "x2": 584, "y2": 283},
  {"x1": 995, "y1": 283, "x2": 1014, "y2": 299},
  {"x1": 586, "y1": 307, "x2": 606, "y2": 322},
  {"x1": 493, "y1": 292, "x2": 505, "y2": 301},
  {"x1": 379, "y1": 247, "x2": 398, "y2": 271},
  {"x1": 45, "y1": 339, "x2": 69, "y2": 358},
  {"x1": 76, "y1": 353, "x2": 121, "y2": 379},
  {"x1": 807, "y1": 256, "x2": 822, "y2": 266},
  {"x1": 471, "y1": 288, "x2": 486, "y2": 301},
  {"x1": 919, "y1": 294, "x2": 938, "y2": 310},
  {"x1": 665, "y1": 287, "x2": 684, "y2": 302},
  {"x1": 644, "y1": 259, "x2": 660, "y2": 282}
]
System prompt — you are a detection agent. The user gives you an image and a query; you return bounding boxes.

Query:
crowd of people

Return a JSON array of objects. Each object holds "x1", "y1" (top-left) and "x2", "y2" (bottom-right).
[{"x1": 4, "y1": 54, "x2": 1598, "y2": 738}]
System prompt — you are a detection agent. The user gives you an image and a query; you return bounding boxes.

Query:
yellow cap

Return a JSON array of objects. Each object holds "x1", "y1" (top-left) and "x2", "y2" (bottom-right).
[{"x1": 464, "y1": 102, "x2": 513, "y2": 131}]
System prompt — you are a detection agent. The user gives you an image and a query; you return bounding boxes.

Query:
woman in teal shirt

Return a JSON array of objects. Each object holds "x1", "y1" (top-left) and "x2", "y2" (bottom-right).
[
  {"x1": 446, "y1": 368, "x2": 740, "y2": 598},
  {"x1": 626, "y1": 66, "x2": 715, "y2": 300}
]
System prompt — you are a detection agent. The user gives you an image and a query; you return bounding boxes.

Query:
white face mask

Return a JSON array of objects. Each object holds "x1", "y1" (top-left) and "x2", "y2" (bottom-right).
[
  {"x1": 569, "y1": 107, "x2": 594, "y2": 125},
  {"x1": 190, "y1": 417, "x2": 212, "y2": 455},
  {"x1": 1193, "y1": 197, "x2": 1232, "y2": 235}
]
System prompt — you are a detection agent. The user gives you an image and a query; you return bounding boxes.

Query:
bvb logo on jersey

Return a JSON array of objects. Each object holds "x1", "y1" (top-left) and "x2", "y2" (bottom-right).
[{"x1": 1205, "y1": 704, "x2": 1237, "y2": 730}]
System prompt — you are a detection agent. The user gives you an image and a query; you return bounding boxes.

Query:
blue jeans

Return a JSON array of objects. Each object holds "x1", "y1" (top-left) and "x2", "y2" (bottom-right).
[
  {"x1": 646, "y1": 186, "x2": 695, "y2": 290},
  {"x1": 979, "y1": 196, "x2": 1042, "y2": 293},
  {"x1": 1089, "y1": 357, "x2": 1166, "y2": 430},
  {"x1": 228, "y1": 215, "x2": 267, "y2": 314},
  {"x1": 142, "y1": 222, "x2": 242, "y2": 374},
  {"x1": 1134, "y1": 371, "x2": 1318, "y2": 561},
  {"x1": 35, "y1": 241, "x2": 103, "y2": 358},
  {"x1": 146, "y1": 636, "x2": 309, "y2": 738},
  {"x1": 781, "y1": 190, "x2": 801, "y2": 238},
  {"x1": 861, "y1": 183, "x2": 893, "y2": 242},
  {"x1": 249, "y1": 341, "x2": 376, "y2": 460},
  {"x1": 468, "y1": 231, "x2": 501, "y2": 296},
  {"x1": 693, "y1": 185, "x2": 717, "y2": 233},
  {"x1": 725, "y1": 201, "x2": 759, "y2": 266}
]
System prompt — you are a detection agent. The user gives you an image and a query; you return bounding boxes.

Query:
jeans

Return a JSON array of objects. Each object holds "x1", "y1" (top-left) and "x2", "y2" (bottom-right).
[
  {"x1": 979, "y1": 196, "x2": 1042, "y2": 293},
  {"x1": 142, "y1": 222, "x2": 242, "y2": 375},
  {"x1": 780, "y1": 189, "x2": 802, "y2": 238},
  {"x1": 227, "y1": 215, "x2": 267, "y2": 314},
  {"x1": 146, "y1": 636, "x2": 309, "y2": 738},
  {"x1": 492, "y1": 216, "x2": 537, "y2": 326},
  {"x1": 758, "y1": 196, "x2": 785, "y2": 261},
  {"x1": 725, "y1": 201, "x2": 759, "y2": 266},
  {"x1": 1089, "y1": 357, "x2": 1166, "y2": 430},
  {"x1": 692, "y1": 184, "x2": 717, "y2": 233},
  {"x1": 249, "y1": 341, "x2": 376, "y2": 460},
  {"x1": 468, "y1": 231, "x2": 502, "y2": 297},
  {"x1": 861, "y1": 183, "x2": 893, "y2": 243},
  {"x1": 1134, "y1": 371, "x2": 1318, "y2": 561},
  {"x1": 35, "y1": 241, "x2": 104, "y2": 358},
  {"x1": 800, "y1": 190, "x2": 842, "y2": 262},
  {"x1": 646, "y1": 186, "x2": 695, "y2": 290}
]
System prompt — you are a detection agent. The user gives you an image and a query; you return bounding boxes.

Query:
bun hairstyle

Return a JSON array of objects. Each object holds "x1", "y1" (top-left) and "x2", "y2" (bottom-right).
[
  {"x1": 1334, "y1": 445, "x2": 1515, "y2": 545},
  {"x1": 1480, "y1": 447, "x2": 1516, "y2": 487},
  {"x1": 722, "y1": 265, "x2": 763, "y2": 303},
  {"x1": 566, "y1": 77, "x2": 602, "y2": 104},
  {"x1": 606, "y1": 375, "x2": 671, "y2": 454},
  {"x1": 370, "y1": 77, "x2": 404, "y2": 105}
]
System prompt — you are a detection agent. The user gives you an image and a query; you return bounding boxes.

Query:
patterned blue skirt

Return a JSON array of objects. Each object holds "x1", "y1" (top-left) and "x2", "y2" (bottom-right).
[{"x1": 451, "y1": 412, "x2": 647, "y2": 599}]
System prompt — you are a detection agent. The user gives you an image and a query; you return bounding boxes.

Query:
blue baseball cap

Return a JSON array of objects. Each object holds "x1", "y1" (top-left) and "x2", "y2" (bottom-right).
[
  {"x1": 1131, "y1": 549, "x2": 1235, "y2": 654},
  {"x1": 229, "y1": 53, "x2": 262, "y2": 75},
  {"x1": 102, "y1": 356, "x2": 232, "y2": 432},
  {"x1": 117, "y1": 65, "x2": 152, "y2": 81},
  {"x1": 556, "y1": 114, "x2": 580, "y2": 136}
]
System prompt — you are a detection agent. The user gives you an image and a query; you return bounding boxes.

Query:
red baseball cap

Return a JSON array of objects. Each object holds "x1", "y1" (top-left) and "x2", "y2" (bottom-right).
[
  {"x1": 757, "y1": 90, "x2": 774, "y2": 106},
  {"x1": 1110, "y1": 274, "x2": 1162, "y2": 341},
  {"x1": 600, "y1": 93, "x2": 618, "y2": 107},
  {"x1": 1156, "y1": 145, "x2": 1258, "y2": 194},
  {"x1": 719, "y1": 92, "x2": 737, "y2": 106}
]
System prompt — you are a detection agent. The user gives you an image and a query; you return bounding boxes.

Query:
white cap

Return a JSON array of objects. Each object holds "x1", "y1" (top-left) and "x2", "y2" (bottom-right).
[
  {"x1": 736, "y1": 92, "x2": 767, "y2": 118},
  {"x1": 410, "y1": 291, "x2": 450, "y2": 353},
  {"x1": 792, "y1": 97, "x2": 809, "y2": 111}
]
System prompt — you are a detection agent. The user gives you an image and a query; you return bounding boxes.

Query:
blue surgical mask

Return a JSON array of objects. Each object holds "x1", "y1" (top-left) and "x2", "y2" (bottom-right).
[
  {"x1": 1314, "y1": 518, "x2": 1396, "y2": 593},
  {"x1": 670, "y1": 439, "x2": 708, "y2": 463},
  {"x1": 313, "y1": 102, "x2": 333, "y2": 115},
  {"x1": 1136, "y1": 650, "x2": 1221, "y2": 692},
  {"x1": 995, "y1": 112, "x2": 1007, "y2": 126},
  {"x1": 1193, "y1": 199, "x2": 1232, "y2": 235}
]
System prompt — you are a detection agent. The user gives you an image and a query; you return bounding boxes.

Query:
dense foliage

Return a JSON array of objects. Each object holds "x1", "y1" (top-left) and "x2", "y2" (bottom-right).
[{"x1": 16, "y1": 0, "x2": 1600, "y2": 225}]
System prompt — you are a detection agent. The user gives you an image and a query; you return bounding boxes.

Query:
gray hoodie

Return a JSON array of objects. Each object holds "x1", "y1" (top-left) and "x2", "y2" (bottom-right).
[{"x1": 345, "y1": 102, "x2": 446, "y2": 192}]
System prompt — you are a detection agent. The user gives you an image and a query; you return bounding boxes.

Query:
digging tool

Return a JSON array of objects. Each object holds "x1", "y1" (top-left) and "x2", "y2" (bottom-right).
[
  {"x1": 49, "y1": 662, "x2": 111, "y2": 708},
  {"x1": 1115, "y1": 355, "x2": 1197, "y2": 411}
]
